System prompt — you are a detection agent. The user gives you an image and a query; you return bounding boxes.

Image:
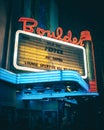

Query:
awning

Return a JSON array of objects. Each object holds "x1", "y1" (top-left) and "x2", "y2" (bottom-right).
[{"x1": 0, "y1": 68, "x2": 99, "y2": 98}]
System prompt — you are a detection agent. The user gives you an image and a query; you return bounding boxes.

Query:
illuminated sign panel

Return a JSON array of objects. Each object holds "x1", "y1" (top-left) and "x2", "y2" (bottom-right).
[{"x1": 13, "y1": 30, "x2": 87, "y2": 78}]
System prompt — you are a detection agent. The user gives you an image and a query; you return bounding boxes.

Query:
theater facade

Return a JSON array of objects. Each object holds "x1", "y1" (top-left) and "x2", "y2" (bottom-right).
[{"x1": 0, "y1": 0, "x2": 99, "y2": 129}]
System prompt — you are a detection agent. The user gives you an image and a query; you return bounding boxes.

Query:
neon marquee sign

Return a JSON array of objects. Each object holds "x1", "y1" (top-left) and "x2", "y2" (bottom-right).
[
  {"x1": 18, "y1": 17, "x2": 92, "y2": 47},
  {"x1": 13, "y1": 30, "x2": 87, "y2": 78}
]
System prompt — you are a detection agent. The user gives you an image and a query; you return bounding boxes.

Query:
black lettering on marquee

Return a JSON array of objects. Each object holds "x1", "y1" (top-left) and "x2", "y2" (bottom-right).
[{"x1": 45, "y1": 46, "x2": 63, "y2": 54}]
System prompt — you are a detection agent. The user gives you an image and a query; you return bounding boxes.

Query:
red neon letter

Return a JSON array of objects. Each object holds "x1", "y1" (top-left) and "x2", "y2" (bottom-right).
[
  {"x1": 72, "y1": 37, "x2": 78, "y2": 44},
  {"x1": 18, "y1": 17, "x2": 38, "y2": 33},
  {"x1": 36, "y1": 28, "x2": 45, "y2": 36},
  {"x1": 56, "y1": 27, "x2": 63, "y2": 40},
  {"x1": 67, "y1": 30, "x2": 72, "y2": 43}
]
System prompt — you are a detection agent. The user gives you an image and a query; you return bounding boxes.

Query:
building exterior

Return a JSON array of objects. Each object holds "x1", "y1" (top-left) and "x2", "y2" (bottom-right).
[{"x1": 0, "y1": 0, "x2": 100, "y2": 130}]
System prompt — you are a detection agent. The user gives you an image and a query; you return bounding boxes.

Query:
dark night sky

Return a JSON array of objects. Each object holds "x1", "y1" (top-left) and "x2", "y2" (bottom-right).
[{"x1": 57, "y1": 0, "x2": 104, "y2": 45}]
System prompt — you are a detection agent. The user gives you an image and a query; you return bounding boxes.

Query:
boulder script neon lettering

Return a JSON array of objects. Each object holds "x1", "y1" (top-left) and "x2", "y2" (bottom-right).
[{"x1": 18, "y1": 17, "x2": 92, "y2": 47}]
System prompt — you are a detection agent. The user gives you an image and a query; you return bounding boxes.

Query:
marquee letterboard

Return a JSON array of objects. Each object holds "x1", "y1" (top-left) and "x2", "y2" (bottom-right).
[{"x1": 13, "y1": 30, "x2": 87, "y2": 78}]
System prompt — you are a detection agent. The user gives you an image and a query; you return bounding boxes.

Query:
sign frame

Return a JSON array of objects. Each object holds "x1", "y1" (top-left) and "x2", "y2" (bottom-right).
[{"x1": 13, "y1": 30, "x2": 87, "y2": 79}]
